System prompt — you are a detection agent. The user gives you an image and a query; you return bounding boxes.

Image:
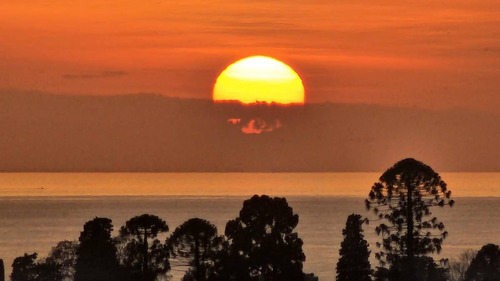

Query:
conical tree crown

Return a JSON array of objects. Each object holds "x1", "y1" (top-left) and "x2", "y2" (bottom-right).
[{"x1": 336, "y1": 214, "x2": 371, "y2": 281}]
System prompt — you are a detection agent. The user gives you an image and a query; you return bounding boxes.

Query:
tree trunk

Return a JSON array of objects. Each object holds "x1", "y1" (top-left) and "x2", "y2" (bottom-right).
[{"x1": 406, "y1": 180, "x2": 415, "y2": 281}]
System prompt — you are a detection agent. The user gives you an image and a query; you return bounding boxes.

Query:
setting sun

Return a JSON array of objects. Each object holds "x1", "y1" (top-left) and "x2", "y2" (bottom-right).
[{"x1": 213, "y1": 56, "x2": 305, "y2": 104}]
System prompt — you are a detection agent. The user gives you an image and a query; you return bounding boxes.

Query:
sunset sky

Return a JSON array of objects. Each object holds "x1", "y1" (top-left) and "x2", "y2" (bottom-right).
[
  {"x1": 1, "y1": 0, "x2": 499, "y2": 112},
  {"x1": 2, "y1": 4, "x2": 500, "y2": 281}
]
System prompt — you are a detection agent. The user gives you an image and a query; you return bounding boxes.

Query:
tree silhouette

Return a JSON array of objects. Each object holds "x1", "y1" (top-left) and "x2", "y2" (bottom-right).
[
  {"x1": 11, "y1": 253, "x2": 63, "y2": 281},
  {"x1": 0, "y1": 258, "x2": 4, "y2": 281},
  {"x1": 11, "y1": 253, "x2": 38, "y2": 281},
  {"x1": 374, "y1": 256, "x2": 447, "y2": 281},
  {"x1": 166, "y1": 218, "x2": 224, "y2": 281},
  {"x1": 46, "y1": 240, "x2": 78, "y2": 281},
  {"x1": 464, "y1": 244, "x2": 500, "y2": 281},
  {"x1": 336, "y1": 214, "x2": 372, "y2": 281},
  {"x1": 35, "y1": 261, "x2": 65, "y2": 281},
  {"x1": 365, "y1": 158, "x2": 454, "y2": 281},
  {"x1": 221, "y1": 195, "x2": 306, "y2": 281},
  {"x1": 118, "y1": 214, "x2": 170, "y2": 281},
  {"x1": 74, "y1": 217, "x2": 119, "y2": 281}
]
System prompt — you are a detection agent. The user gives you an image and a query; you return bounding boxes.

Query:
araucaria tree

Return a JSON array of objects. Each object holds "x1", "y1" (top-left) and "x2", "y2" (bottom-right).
[
  {"x1": 74, "y1": 217, "x2": 119, "y2": 281},
  {"x1": 221, "y1": 195, "x2": 306, "y2": 281},
  {"x1": 118, "y1": 214, "x2": 170, "y2": 281},
  {"x1": 336, "y1": 214, "x2": 372, "y2": 281},
  {"x1": 365, "y1": 158, "x2": 454, "y2": 280},
  {"x1": 166, "y1": 218, "x2": 224, "y2": 281}
]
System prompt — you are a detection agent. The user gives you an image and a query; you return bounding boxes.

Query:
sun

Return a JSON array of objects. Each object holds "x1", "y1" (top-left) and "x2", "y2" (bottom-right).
[{"x1": 213, "y1": 56, "x2": 305, "y2": 105}]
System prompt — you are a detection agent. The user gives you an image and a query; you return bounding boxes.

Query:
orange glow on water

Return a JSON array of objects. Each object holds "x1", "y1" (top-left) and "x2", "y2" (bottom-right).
[{"x1": 0, "y1": 173, "x2": 497, "y2": 197}]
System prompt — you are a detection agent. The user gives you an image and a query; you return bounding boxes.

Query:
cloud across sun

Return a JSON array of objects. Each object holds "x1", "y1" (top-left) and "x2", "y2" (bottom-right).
[{"x1": 213, "y1": 56, "x2": 305, "y2": 105}]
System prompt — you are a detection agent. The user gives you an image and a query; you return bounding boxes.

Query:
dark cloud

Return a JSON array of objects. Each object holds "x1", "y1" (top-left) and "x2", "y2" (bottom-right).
[{"x1": 1, "y1": 92, "x2": 500, "y2": 172}]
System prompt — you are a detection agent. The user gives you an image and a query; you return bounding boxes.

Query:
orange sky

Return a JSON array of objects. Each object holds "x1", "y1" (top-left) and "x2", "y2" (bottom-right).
[{"x1": 1, "y1": 0, "x2": 499, "y2": 112}]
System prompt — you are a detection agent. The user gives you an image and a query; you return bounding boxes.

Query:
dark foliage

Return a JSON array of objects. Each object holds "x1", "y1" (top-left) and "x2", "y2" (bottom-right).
[
  {"x1": 465, "y1": 244, "x2": 500, "y2": 281},
  {"x1": 46, "y1": 240, "x2": 78, "y2": 281},
  {"x1": 336, "y1": 214, "x2": 372, "y2": 281},
  {"x1": 218, "y1": 195, "x2": 306, "y2": 281},
  {"x1": 1, "y1": 259, "x2": 4, "y2": 281},
  {"x1": 11, "y1": 253, "x2": 38, "y2": 281},
  {"x1": 35, "y1": 262, "x2": 65, "y2": 281},
  {"x1": 11, "y1": 253, "x2": 63, "y2": 281},
  {"x1": 74, "y1": 217, "x2": 119, "y2": 281},
  {"x1": 305, "y1": 273, "x2": 319, "y2": 281},
  {"x1": 166, "y1": 218, "x2": 224, "y2": 281},
  {"x1": 118, "y1": 214, "x2": 170, "y2": 281},
  {"x1": 365, "y1": 158, "x2": 454, "y2": 279},
  {"x1": 374, "y1": 256, "x2": 448, "y2": 281}
]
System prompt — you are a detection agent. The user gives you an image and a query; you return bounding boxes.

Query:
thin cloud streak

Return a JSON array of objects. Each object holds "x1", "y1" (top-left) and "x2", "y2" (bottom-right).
[{"x1": 62, "y1": 71, "x2": 128, "y2": 79}]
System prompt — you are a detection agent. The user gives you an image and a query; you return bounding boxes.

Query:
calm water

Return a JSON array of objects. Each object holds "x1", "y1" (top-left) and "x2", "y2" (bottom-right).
[{"x1": 0, "y1": 173, "x2": 499, "y2": 281}]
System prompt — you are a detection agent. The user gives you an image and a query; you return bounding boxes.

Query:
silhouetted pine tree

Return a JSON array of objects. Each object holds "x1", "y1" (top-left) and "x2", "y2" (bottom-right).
[
  {"x1": 365, "y1": 158, "x2": 454, "y2": 281},
  {"x1": 218, "y1": 195, "x2": 306, "y2": 281},
  {"x1": 117, "y1": 214, "x2": 170, "y2": 281},
  {"x1": 166, "y1": 218, "x2": 224, "y2": 281},
  {"x1": 336, "y1": 214, "x2": 372, "y2": 281},
  {"x1": 74, "y1": 217, "x2": 119, "y2": 281}
]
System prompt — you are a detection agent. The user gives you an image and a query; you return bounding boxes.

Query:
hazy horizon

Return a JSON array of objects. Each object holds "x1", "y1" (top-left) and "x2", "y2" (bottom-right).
[{"x1": 2, "y1": 91, "x2": 500, "y2": 173}]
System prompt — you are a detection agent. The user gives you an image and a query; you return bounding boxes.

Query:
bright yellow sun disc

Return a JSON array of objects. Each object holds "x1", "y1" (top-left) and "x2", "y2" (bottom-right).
[{"x1": 213, "y1": 56, "x2": 305, "y2": 104}]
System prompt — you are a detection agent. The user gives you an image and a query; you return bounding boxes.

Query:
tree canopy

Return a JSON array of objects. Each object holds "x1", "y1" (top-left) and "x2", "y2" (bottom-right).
[
  {"x1": 166, "y1": 218, "x2": 224, "y2": 281},
  {"x1": 336, "y1": 214, "x2": 372, "y2": 281},
  {"x1": 118, "y1": 214, "x2": 170, "y2": 281},
  {"x1": 374, "y1": 256, "x2": 447, "y2": 281},
  {"x1": 11, "y1": 253, "x2": 63, "y2": 281},
  {"x1": 11, "y1": 253, "x2": 38, "y2": 281},
  {"x1": 74, "y1": 217, "x2": 119, "y2": 281},
  {"x1": 46, "y1": 240, "x2": 78, "y2": 281},
  {"x1": 365, "y1": 158, "x2": 454, "y2": 280},
  {"x1": 465, "y1": 244, "x2": 500, "y2": 281},
  {"x1": 221, "y1": 194, "x2": 306, "y2": 281}
]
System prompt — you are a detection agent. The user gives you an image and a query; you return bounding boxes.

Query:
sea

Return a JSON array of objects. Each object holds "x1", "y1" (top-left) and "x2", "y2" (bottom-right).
[{"x1": 0, "y1": 173, "x2": 499, "y2": 281}]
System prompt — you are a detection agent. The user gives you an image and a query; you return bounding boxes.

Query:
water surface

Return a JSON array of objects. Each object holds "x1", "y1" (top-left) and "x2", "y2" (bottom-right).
[{"x1": 0, "y1": 173, "x2": 499, "y2": 281}]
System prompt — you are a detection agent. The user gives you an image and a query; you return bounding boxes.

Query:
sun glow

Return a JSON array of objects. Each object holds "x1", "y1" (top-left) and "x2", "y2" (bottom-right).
[{"x1": 213, "y1": 56, "x2": 305, "y2": 104}]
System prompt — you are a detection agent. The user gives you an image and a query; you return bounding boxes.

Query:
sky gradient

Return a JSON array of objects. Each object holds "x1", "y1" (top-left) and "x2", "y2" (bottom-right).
[{"x1": 1, "y1": 0, "x2": 500, "y2": 112}]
